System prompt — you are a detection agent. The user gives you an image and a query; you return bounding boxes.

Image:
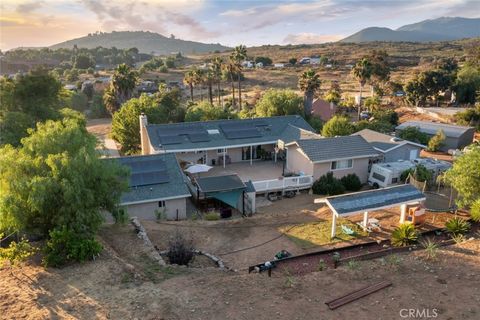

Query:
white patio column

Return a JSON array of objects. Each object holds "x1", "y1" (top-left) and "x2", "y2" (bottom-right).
[
  {"x1": 223, "y1": 148, "x2": 226, "y2": 168},
  {"x1": 250, "y1": 145, "x2": 253, "y2": 166},
  {"x1": 331, "y1": 213, "x2": 337, "y2": 239},
  {"x1": 400, "y1": 204, "x2": 407, "y2": 223},
  {"x1": 363, "y1": 211, "x2": 369, "y2": 231}
]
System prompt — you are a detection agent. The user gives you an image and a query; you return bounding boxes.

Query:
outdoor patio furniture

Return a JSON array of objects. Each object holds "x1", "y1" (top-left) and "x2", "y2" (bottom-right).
[{"x1": 341, "y1": 225, "x2": 356, "y2": 236}]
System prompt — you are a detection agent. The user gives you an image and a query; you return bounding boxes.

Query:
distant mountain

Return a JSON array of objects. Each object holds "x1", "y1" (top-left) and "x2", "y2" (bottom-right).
[
  {"x1": 49, "y1": 31, "x2": 230, "y2": 55},
  {"x1": 340, "y1": 17, "x2": 480, "y2": 43}
]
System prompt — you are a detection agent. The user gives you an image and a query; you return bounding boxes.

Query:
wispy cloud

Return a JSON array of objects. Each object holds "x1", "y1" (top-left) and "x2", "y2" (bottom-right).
[{"x1": 283, "y1": 32, "x2": 344, "y2": 45}]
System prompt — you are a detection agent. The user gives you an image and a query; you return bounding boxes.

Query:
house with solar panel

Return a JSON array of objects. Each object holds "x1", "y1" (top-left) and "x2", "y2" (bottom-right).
[
  {"x1": 139, "y1": 114, "x2": 321, "y2": 192},
  {"x1": 111, "y1": 153, "x2": 191, "y2": 220}
]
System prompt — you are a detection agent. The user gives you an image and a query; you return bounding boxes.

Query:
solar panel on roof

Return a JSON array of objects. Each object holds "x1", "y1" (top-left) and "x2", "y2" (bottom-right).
[
  {"x1": 159, "y1": 135, "x2": 184, "y2": 145},
  {"x1": 126, "y1": 159, "x2": 166, "y2": 173},
  {"x1": 130, "y1": 170, "x2": 169, "y2": 186},
  {"x1": 224, "y1": 128, "x2": 262, "y2": 139},
  {"x1": 188, "y1": 133, "x2": 210, "y2": 142}
]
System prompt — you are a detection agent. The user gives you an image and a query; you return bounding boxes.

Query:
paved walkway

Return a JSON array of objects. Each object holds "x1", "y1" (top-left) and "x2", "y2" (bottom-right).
[{"x1": 103, "y1": 138, "x2": 120, "y2": 157}]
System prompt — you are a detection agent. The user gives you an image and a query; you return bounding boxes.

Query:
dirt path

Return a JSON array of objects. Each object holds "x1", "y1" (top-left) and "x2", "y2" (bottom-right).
[{"x1": 86, "y1": 118, "x2": 120, "y2": 157}]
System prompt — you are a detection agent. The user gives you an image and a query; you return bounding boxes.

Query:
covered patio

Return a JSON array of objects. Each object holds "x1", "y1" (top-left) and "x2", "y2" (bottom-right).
[
  {"x1": 316, "y1": 185, "x2": 426, "y2": 238},
  {"x1": 200, "y1": 160, "x2": 285, "y2": 182}
]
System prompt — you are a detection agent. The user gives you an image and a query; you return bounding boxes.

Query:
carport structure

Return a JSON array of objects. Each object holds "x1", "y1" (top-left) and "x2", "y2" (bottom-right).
[
  {"x1": 195, "y1": 174, "x2": 248, "y2": 214},
  {"x1": 315, "y1": 185, "x2": 426, "y2": 238}
]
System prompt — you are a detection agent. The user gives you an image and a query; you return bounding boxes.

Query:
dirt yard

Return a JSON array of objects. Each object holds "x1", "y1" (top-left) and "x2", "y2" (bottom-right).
[{"x1": 1, "y1": 221, "x2": 478, "y2": 320}]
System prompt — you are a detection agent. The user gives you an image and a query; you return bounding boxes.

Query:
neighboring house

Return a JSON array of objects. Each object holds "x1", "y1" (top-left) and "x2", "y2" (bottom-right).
[
  {"x1": 140, "y1": 115, "x2": 318, "y2": 164},
  {"x1": 311, "y1": 98, "x2": 337, "y2": 121},
  {"x1": 112, "y1": 153, "x2": 191, "y2": 220},
  {"x1": 395, "y1": 121, "x2": 475, "y2": 152},
  {"x1": 352, "y1": 129, "x2": 425, "y2": 162},
  {"x1": 285, "y1": 135, "x2": 380, "y2": 183},
  {"x1": 136, "y1": 80, "x2": 158, "y2": 95}
]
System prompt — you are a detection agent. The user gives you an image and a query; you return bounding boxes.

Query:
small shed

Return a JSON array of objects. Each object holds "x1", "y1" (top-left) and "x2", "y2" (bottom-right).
[
  {"x1": 316, "y1": 185, "x2": 426, "y2": 238},
  {"x1": 395, "y1": 121, "x2": 475, "y2": 152}
]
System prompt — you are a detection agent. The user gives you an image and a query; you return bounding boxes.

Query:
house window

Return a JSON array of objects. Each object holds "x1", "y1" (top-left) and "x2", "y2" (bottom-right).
[
  {"x1": 372, "y1": 172, "x2": 386, "y2": 182},
  {"x1": 158, "y1": 200, "x2": 166, "y2": 208},
  {"x1": 217, "y1": 148, "x2": 226, "y2": 154},
  {"x1": 331, "y1": 159, "x2": 353, "y2": 170},
  {"x1": 392, "y1": 177, "x2": 398, "y2": 184}
]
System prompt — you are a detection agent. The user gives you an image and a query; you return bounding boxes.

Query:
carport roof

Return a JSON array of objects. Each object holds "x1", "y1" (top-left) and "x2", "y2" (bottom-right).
[
  {"x1": 196, "y1": 174, "x2": 246, "y2": 193},
  {"x1": 322, "y1": 185, "x2": 425, "y2": 217}
]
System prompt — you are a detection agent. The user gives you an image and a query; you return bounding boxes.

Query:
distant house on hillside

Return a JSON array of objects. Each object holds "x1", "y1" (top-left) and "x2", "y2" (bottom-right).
[
  {"x1": 352, "y1": 129, "x2": 425, "y2": 162},
  {"x1": 311, "y1": 98, "x2": 337, "y2": 122},
  {"x1": 395, "y1": 121, "x2": 475, "y2": 152}
]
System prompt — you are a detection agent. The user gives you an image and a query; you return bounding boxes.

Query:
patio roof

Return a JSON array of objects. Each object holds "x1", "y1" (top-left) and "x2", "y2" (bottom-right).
[
  {"x1": 321, "y1": 184, "x2": 426, "y2": 217},
  {"x1": 196, "y1": 174, "x2": 246, "y2": 193}
]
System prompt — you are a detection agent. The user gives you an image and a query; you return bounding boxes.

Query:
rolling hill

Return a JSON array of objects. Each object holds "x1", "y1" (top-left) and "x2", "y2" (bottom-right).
[
  {"x1": 340, "y1": 17, "x2": 480, "y2": 43},
  {"x1": 49, "y1": 31, "x2": 230, "y2": 55}
]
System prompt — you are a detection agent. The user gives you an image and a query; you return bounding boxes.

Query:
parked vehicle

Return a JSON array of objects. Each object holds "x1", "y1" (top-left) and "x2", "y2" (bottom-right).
[{"x1": 368, "y1": 158, "x2": 451, "y2": 188}]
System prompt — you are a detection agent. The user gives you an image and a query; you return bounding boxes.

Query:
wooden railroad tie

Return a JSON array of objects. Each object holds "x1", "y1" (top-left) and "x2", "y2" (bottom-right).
[{"x1": 325, "y1": 280, "x2": 392, "y2": 310}]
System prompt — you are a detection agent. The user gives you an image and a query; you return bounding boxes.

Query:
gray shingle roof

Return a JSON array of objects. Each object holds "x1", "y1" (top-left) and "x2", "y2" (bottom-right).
[
  {"x1": 326, "y1": 184, "x2": 425, "y2": 216},
  {"x1": 146, "y1": 115, "x2": 315, "y2": 151},
  {"x1": 113, "y1": 153, "x2": 190, "y2": 204},
  {"x1": 294, "y1": 135, "x2": 379, "y2": 163},
  {"x1": 352, "y1": 129, "x2": 425, "y2": 152},
  {"x1": 196, "y1": 174, "x2": 246, "y2": 193},
  {"x1": 396, "y1": 121, "x2": 474, "y2": 138}
]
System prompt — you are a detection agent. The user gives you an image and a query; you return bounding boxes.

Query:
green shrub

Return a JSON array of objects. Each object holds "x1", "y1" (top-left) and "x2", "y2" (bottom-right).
[
  {"x1": 427, "y1": 129, "x2": 446, "y2": 152},
  {"x1": 445, "y1": 217, "x2": 471, "y2": 236},
  {"x1": 112, "y1": 207, "x2": 129, "y2": 224},
  {"x1": 158, "y1": 65, "x2": 168, "y2": 73},
  {"x1": 420, "y1": 238, "x2": 439, "y2": 260},
  {"x1": 470, "y1": 199, "x2": 480, "y2": 222},
  {"x1": 0, "y1": 238, "x2": 36, "y2": 267},
  {"x1": 391, "y1": 223, "x2": 418, "y2": 247},
  {"x1": 155, "y1": 208, "x2": 167, "y2": 221},
  {"x1": 312, "y1": 172, "x2": 345, "y2": 195},
  {"x1": 43, "y1": 228, "x2": 103, "y2": 267},
  {"x1": 398, "y1": 126, "x2": 430, "y2": 145},
  {"x1": 205, "y1": 212, "x2": 220, "y2": 221},
  {"x1": 90, "y1": 94, "x2": 109, "y2": 118},
  {"x1": 166, "y1": 232, "x2": 194, "y2": 265},
  {"x1": 340, "y1": 173, "x2": 362, "y2": 191}
]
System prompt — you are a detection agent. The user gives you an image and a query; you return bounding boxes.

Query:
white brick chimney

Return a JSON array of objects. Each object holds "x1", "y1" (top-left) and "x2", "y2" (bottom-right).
[{"x1": 139, "y1": 113, "x2": 149, "y2": 155}]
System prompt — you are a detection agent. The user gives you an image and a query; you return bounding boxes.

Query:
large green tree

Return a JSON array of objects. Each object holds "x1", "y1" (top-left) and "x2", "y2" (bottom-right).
[
  {"x1": 444, "y1": 146, "x2": 480, "y2": 209},
  {"x1": 111, "y1": 90, "x2": 183, "y2": 154},
  {"x1": 103, "y1": 63, "x2": 138, "y2": 114},
  {"x1": 185, "y1": 101, "x2": 234, "y2": 122},
  {"x1": 255, "y1": 89, "x2": 303, "y2": 117},
  {"x1": 298, "y1": 68, "x2": 321, "y2": 116},
  {"x1": 321, "y1": 116, "x2": 355, "y2": 137},
  {"x1": 0, "y1": 114, "x2": 128, "y2": 236}
]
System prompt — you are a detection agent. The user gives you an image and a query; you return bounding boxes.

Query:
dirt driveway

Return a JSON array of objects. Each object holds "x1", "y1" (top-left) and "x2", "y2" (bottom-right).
[{"x1": 86, "y1": 118, "x2": 120, "y2": 157}]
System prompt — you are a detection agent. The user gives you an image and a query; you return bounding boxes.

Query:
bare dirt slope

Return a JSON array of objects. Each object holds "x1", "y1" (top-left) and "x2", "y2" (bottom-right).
[{"x1": 1, "y1": 224, "x2": 479, "y2": 320}]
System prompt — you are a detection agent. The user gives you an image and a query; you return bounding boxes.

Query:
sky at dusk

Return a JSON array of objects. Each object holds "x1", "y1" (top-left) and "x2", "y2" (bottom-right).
[{"x1": 0, "y1": 0, "x2": 479, "y2": 51}]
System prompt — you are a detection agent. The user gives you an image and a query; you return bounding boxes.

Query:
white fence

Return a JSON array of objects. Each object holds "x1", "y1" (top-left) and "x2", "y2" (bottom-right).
[{"x1": 252, "y1": 175, "x2": 314, "y2": 193}]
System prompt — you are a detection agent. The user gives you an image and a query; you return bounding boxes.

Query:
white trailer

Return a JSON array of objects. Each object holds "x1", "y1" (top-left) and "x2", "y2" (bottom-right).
[{"x1": 368, "y1": 158, "x2": 451, "y2": 188}]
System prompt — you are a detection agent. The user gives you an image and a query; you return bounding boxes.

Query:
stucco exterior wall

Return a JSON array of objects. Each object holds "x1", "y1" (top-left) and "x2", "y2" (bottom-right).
[
  {"x1": 312, "y1": 157, "x2": 370, "y2": 182},
  {"x1": 383, "y1": 144, "x2": 422, "y2": 162},
  {"x1": 286, "y1": 146, "x2": 314, "y2": 175},
  {"x1": 123, "y1": 197, "x2": 188, "y2": 220}
]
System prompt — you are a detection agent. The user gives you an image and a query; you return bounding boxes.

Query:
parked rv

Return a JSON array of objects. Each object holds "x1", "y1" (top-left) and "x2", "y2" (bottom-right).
[{"x1": 368, "y1": 158, "x2": 451, "y2": 188}]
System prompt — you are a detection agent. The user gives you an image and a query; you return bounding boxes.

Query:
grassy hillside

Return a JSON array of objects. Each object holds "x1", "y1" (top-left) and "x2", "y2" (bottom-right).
[{"x1": 49, "y1": 31, "x2": 230, "y2": 55}]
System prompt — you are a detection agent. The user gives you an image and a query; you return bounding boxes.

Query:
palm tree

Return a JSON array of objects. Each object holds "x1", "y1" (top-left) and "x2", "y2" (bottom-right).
[
  {"x1": 205, "y1": 68, "x2": 215, "y2": 105},
  {"x1": 298, "y1": 68, "x2": 321, "y2": 116},
  {"x1": 212, "y1": 57, "x2": 223, "y2": 106},
  {"x1": 225, "y1": 60, "x2": 238, "y2": 107},
  {"x1": 231, "y1": 45, "x2": 247, "y2": 108},
  {"x1": 103, "y1": 63, "x2": 138, "y2": 114},
  {"x1": 352, "y1": 58, "x2": 373, "y2": 119},
  {"x1": 194, "y1": 68, "x2": 205, "y2": 101},
  {"x1": 183, "y1": 69, "x2": 196, "y2": 102}
]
